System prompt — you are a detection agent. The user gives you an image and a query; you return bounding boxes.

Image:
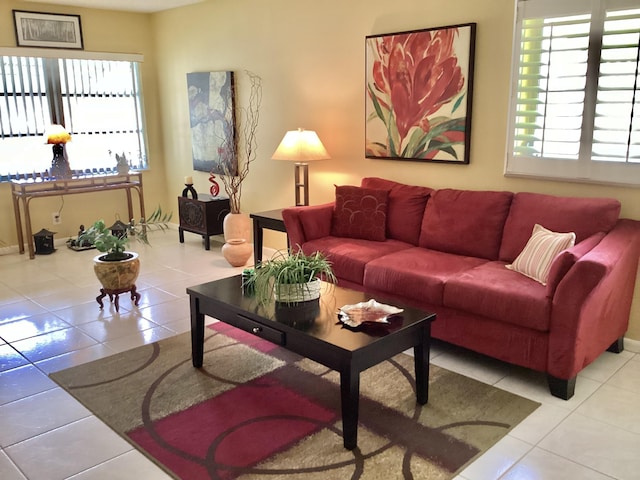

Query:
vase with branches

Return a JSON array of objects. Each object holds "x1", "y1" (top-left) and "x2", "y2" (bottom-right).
[
  {"x1": 216, "y1": 71, "x2": 262, "y2": 215},
  {"x1": 214, "y1": 71, "x2": 262, "y2": 263}
]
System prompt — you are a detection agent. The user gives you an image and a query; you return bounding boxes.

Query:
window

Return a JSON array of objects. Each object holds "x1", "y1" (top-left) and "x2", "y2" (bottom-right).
[
  {"x1": 506, "y1": 0, "x2": 640, "y2": 186},
  {"x1": 0, "y1": 49, "x2": 147, "y2": 181}
]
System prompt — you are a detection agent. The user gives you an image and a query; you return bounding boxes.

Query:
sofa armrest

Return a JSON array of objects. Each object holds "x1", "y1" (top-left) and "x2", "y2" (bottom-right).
[
  {"x1": 548, "y1": 219, "x2": 640, "y2": 379},
  {"x1": 282, "y1": 202, "x2": 334, "y2": 250}
]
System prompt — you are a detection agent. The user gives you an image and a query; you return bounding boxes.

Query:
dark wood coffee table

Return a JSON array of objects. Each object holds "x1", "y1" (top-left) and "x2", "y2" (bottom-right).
[{"x1": 188, "y1": 275, "x2": 436, "y2": 450}]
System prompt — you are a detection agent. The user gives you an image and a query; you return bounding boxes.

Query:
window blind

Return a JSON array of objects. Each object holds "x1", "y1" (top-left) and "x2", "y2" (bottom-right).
[{"x1": 0, "y1": 53, "x2": 147, "y2": 180}]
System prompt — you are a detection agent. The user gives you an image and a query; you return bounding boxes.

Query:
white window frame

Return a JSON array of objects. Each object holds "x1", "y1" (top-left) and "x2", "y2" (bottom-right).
[
  {"x1": 0, "y1": 47, "x2": 147, "y2": 181},
  {"x1": 505, "y1": 0, "x2": 640, "y2": 187}
]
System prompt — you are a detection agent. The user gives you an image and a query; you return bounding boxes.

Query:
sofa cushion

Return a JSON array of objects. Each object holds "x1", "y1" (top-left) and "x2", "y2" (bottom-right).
[
  {"x1": 331, "y1": 185, "x2": 389, "y2": 241},
  {"x1": 302, "y1": 237, "x2": 411, "y2": 285},
  {"x1": 419, "y1": 189, "x2": 513, "y2": 260},
  {"x1": 363, "y1": 247, "x2": 488, "y2": 305},
  {"x1": 361, "y1": 177, "x2": 432, "y2": 245},
  {"x1": 499, "y1": 192, "x2": 620, "y2": 262},
  {"x1": 444, "y1": 261, "x2": 551, "y2": 332},
  {"x1": 506, "y1": 224, "x2": 576, "y2": 285}
]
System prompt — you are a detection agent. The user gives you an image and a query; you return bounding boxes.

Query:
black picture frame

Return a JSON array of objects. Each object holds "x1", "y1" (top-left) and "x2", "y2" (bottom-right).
[
  {"x1": 13, "y1": 10, "x2": 84, "y2": 50},
  {"x1": 365, "y1": 23, "x2": 476, "y2": 164}
]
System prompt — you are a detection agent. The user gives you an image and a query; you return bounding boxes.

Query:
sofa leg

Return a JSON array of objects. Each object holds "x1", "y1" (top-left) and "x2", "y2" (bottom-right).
[
  {"x1": 607, "y1": 336, "x2": 624, "y2": 353},
  {"x1": 547, "y1": 375, "x2": 576, "y2": 400}
]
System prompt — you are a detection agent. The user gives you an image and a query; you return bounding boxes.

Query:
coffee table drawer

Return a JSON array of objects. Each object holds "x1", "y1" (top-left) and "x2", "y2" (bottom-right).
[{"x1": 235, "y1": 314, "x2": 285, "y2": 345}]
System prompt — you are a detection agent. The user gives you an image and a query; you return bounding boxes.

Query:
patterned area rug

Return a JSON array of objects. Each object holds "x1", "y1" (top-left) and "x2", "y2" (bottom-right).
[{"x1": 50, "y1": 323, "x2": 539, "y2": 479}]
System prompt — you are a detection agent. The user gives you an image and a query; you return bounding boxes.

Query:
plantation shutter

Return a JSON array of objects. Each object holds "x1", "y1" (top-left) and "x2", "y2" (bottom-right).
[
  {"x1": 513, "y1": 11, "x2": 590, "y2": 160},
  {"x1": 506, "y1": 0, "x2": 640, "y2": 185},
  {"x1": 592, "y1": 8, "x2": 640, "y2": 163}
]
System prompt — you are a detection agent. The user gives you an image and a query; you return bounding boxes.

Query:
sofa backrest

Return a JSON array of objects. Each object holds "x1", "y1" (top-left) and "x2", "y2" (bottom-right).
[
  {"x1": 499, "y1": 192, "x2": 621, "y2": 262},
  {"x1": 361, "y1": 177, "x2": 432, "y2": 245},
  {"x1": 419, "y1": 188, "x2": 514, "y2": 260}
]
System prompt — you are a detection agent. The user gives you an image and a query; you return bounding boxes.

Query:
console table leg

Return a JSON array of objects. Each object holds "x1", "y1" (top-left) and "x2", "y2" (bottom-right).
[
  {"x1": 191, "y1": 296, "x2": 205, "y2": 368},
  {"x1": 179, "y1": 228, "x2": 185, "y2": 243},
  {"x1": 340, "y1": 367, "x2": 360, "y2": 450}
]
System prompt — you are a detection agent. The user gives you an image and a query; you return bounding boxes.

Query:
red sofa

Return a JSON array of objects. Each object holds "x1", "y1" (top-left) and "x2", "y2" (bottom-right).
[{"x1": 282, "y1": 177, "x2": 640, "y2": 399}]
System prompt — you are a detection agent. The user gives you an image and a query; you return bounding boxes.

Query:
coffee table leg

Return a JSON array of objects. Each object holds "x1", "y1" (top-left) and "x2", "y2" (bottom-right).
[
  {"x1": 340, "y1": 366, "x2": 360, "y2": 450},
  {"x1": 414, "y1": 326, "x2": 430, "y2": 405},
  {"x1": 190, "y1": 295, "x2": 205, "y2": 368}
]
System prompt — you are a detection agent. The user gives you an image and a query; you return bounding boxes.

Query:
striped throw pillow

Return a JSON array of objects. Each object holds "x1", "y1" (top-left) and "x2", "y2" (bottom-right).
[{"x1": 506, "y1": 224, "x2": 576, "y2": 285}]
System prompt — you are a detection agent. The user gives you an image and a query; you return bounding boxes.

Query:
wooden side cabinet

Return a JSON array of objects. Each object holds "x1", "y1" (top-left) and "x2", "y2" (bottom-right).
[{"x1": 178, "y1": 194, "x2": 230, "y2": 250}]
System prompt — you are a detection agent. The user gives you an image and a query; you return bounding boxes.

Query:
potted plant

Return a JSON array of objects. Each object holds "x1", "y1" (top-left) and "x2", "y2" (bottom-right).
[
  {"x1": 79, "y1": 207, "x2": 171, "y2": 292},
  {"x1": 251, "y1": 249, "x2": 336, "y2": 305}
]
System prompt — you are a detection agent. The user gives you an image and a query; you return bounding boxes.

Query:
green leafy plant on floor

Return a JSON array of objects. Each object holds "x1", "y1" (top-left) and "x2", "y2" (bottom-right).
[
  {"x1": 79, "y1": 206, "x2": 172, "y2": 261},
  {"x1": 251, "y1": 249, "x2": 336, "y2": 305}
]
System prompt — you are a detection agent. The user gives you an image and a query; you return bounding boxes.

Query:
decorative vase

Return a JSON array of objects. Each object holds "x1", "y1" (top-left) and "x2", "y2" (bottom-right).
[
  {"x1": 221, "y1": 238, "x2": 253, "y2": 267},
  {"x1": 50, "y1": 143, "x2": 72, "y2": 179},
  {"x1": 223, "y1": 212, "x2": 251, "y2": 243},
  {"x1": 92, "y1": 251, "x2": 140, "y2": 290},
  {"x1": 274, "y1": 278, "x2": 322, "y2": 303}
]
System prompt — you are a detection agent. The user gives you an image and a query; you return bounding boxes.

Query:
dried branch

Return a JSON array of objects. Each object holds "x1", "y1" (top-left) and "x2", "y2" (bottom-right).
[{"x1": 217, "y1": 71, "x2": 262, "y2": 213}]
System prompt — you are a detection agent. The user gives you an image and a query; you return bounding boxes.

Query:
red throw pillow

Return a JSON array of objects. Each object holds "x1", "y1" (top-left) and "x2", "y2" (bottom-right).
[{"x1": 331, "y1": 185, "x2": 389, "y2": 241}]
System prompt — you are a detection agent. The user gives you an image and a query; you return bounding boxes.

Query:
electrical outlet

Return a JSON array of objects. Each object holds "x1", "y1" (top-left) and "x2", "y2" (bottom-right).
[{"x1": 52, "y1": 212, "x2": 61, "y2": 225}]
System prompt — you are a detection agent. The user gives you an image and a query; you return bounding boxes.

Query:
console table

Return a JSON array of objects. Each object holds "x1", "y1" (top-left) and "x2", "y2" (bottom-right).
[{"x1": 11, "y1": 173, "x2": 146, "y2": 259}]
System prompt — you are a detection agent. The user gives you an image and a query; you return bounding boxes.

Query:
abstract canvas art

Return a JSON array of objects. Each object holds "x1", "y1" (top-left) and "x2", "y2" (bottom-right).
[
  {"x1": 187, "y1": 71, "x2": 236, "y2": 174},
  {"x1": 365, "y1": 23, "x2": 476, "y2": 163}
]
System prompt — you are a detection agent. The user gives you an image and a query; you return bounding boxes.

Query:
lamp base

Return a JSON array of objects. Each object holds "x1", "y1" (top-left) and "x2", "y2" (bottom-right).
[
  {"x1": 50, "y1": 144, "x2": 72, "y2": 179},
  {"x1": 294, "y1": 163, "x2": 309, "y2": 206}
]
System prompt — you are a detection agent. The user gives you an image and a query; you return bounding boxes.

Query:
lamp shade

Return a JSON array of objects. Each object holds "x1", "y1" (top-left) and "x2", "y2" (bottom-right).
[
  {"x1": 271, "y1": 128, "x2": 330, "y2": 162},
  {"x1": 44, "y1": 124, "x2": 71, "y2": 145}
]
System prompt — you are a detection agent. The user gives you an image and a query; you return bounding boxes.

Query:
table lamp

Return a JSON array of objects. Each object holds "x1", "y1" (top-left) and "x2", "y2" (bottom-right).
[{"x1": 271, "y1": 128, "x2": 330, "y2": 206}]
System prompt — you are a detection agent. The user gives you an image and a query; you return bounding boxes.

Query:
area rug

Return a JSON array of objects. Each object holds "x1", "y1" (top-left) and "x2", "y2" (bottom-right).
[{"x1": 50, "y1": 323, "x2": 539, "y2": 479}]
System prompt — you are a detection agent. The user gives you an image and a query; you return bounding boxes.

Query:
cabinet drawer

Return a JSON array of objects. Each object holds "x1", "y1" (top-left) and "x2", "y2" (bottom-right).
[{"x1": 234, "y1": 314, "x2": 285, "y2": 345}]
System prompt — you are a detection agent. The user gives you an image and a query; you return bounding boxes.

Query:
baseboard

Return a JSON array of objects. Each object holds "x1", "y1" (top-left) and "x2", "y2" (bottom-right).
[
  {"x1": 624, "y1": 337, "x2": 640, "y2": 354},
  {"x1": 0, "y1": 245, "x2": 19, "y2": 255}
]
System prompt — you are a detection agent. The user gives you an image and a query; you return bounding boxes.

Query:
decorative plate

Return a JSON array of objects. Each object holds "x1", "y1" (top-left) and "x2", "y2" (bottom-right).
[{"x1": 338, "y1": 299, "x2": 403, "y2": 328}]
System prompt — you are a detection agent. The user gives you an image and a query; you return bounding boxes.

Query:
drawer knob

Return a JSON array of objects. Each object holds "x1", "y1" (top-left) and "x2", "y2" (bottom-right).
[{"x1": 252, "y1": 327, "x2": 262, "y2": 334}]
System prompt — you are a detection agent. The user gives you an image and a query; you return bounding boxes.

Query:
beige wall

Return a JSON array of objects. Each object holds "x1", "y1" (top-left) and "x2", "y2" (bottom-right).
[
  {"x1": 0, "y1": 0, "x2": 639, "y2": 340},
  {"x1": 152, "y1": 0, "x2": 640, "y2": 339},
  {"x1": 0, "y1": 1, "x2": 167, "y2": 245}
]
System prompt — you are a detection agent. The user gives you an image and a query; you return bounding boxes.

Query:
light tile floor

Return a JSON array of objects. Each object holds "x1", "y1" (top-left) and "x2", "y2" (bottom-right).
[{"x1": 0, "y1": 229, "x2": 639, "y2": 480}]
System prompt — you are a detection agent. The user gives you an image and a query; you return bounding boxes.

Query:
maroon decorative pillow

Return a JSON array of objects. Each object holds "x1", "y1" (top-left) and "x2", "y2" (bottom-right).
[
  {"x1": 331, "y1": 185, "x2": 389, "y2": 241},
  {"x1": 361, "y1": 177, "x2": 432, "y2": 245}
]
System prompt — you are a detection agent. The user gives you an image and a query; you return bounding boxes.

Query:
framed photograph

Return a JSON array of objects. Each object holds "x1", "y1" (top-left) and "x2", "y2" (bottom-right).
[
  {"x1": 365, "y1": 23, "x2": 476, "y2": 163},
  {"x1": 13, "y1": 10, "x2": 83, "y2": 50},
  {"x1": 186, "y1": 71, "x2": 237, "y2": 175}
]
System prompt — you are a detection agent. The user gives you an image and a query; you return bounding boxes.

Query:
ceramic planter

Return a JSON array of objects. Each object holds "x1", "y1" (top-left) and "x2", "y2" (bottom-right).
[{"x1": 93, "y1": 251, "x2": 140, "y2": 290}]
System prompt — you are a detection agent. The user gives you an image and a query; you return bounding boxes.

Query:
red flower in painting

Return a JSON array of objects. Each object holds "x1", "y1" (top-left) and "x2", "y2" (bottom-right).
[{"x1": 371, "y1": 29, "x2": 464, "y2": 142}]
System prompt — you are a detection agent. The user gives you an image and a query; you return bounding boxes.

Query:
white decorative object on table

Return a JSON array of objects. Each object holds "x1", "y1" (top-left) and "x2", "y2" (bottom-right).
[{"x1": 338, "y1": 299, "x2": 403, "y2": 328}]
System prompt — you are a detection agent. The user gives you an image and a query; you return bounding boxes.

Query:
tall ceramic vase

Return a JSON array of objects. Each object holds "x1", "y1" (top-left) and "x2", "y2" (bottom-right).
[
  {"x1": 221, "y1": 238, "x2": 253, "y2": 267},
  {"x1": 222, "y1": 213, "x2": 252, "y2": 267},
  {"x1": 223, "y1": 212, "x2": 251, "y2": 243}
]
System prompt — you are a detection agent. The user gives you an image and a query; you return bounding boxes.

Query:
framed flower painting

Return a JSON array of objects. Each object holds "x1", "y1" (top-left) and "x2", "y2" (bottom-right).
[{"x1": 365, "y1": 23, "x2": 476, "y2": 163}]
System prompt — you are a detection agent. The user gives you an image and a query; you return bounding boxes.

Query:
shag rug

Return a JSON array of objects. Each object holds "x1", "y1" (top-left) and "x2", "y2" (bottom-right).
[{"x1": 50, "y1": 323, "x2": 539, "y2": 479}]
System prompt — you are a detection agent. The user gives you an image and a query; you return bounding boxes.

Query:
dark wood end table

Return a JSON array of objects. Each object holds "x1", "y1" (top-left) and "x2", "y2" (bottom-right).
[
  {"x1": 250, "y1": 209, "x2": 287, "y2": 265},
  {"x1": 188, "y1": 276, "x2": 435, "y2": 450},
  {"x1": 178, "y1": 195, "x2": 230, "y2": 250}
]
